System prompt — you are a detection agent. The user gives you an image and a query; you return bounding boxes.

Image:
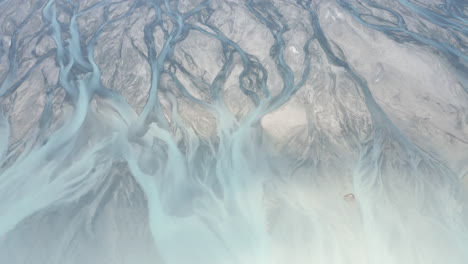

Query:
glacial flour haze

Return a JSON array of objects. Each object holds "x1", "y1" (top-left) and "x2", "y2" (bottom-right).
[{"x1": 0, "y1": 0, "x2": 467, "y2": 263}]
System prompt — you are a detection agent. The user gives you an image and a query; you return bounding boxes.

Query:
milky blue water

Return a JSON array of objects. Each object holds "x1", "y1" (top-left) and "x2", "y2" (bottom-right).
[{"x1": 0, "y1": 0, "x2": 467, "y2": 263}]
